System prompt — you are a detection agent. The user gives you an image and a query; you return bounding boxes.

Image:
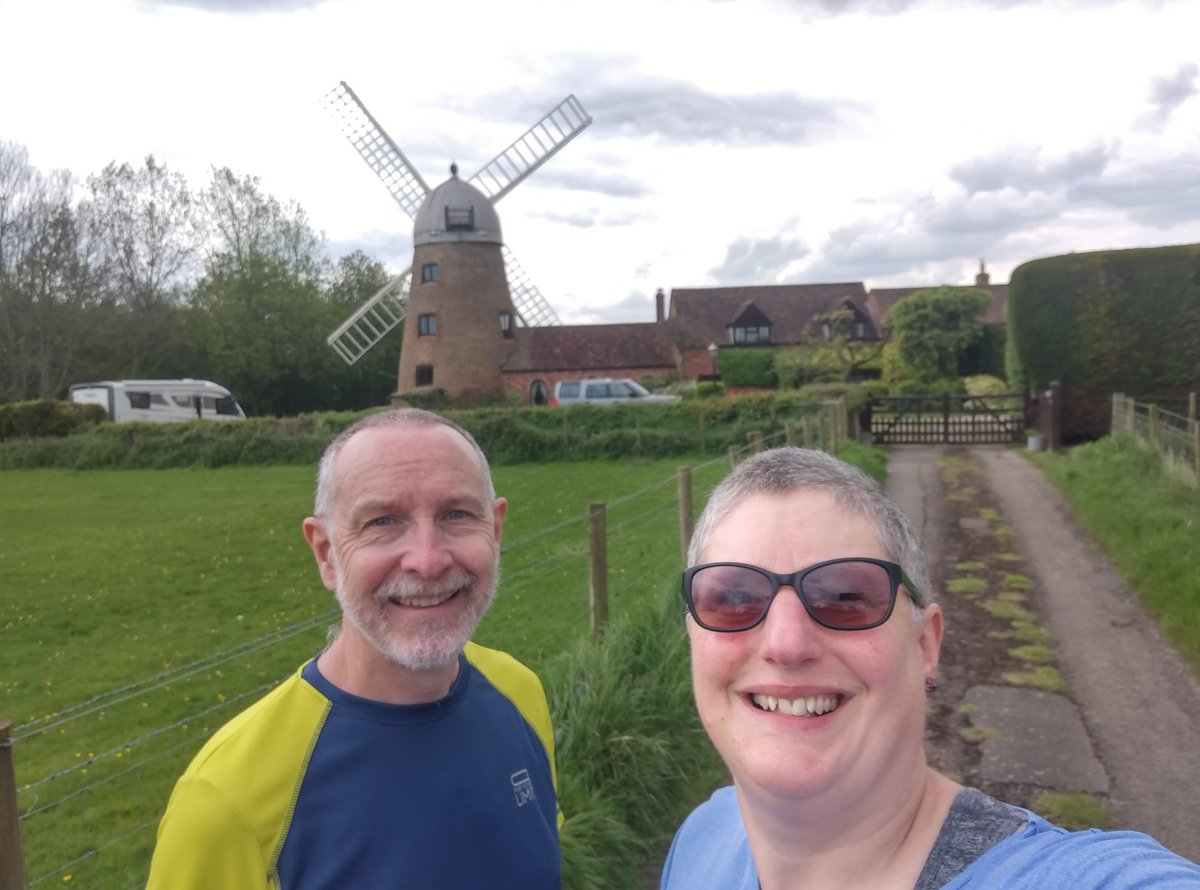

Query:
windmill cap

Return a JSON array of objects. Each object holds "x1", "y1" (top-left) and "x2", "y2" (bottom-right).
[{"x1": 413, "y1": 170, "x2": 502, "y2": 246}]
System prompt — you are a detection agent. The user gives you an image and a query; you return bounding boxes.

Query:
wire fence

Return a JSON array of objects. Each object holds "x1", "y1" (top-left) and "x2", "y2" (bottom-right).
[
  {"x1": 1, "y1": 410, "x2": 844, "y2": 887},
  {"x1": 1111, "y1": 392, "x2": 1200, "y2": 486}
]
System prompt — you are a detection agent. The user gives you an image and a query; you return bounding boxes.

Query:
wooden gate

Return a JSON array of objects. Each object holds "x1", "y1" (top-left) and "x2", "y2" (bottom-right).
[{"x1": 865, "y1": 391, "x2": 1028, "y2": 445}]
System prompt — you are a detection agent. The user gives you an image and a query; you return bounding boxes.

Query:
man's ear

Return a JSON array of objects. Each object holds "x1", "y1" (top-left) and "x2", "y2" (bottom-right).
[
  {"x1": 492, "y1": 497, "x2": 508, "y2": 545},
  {"x1": 302, "y1": 516, "x2": 338, "y2": 592}
]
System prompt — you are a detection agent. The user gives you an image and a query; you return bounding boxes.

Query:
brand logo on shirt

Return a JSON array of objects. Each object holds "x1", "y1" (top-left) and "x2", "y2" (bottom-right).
[{"x1": 511, "y1": 769, "x2": 536, "y2": 807}]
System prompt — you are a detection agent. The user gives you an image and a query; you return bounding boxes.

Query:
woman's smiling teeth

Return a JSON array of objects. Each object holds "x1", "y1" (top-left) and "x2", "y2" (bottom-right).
[{"x1": 751, "y1": 693, "x2": 840, "y2": 716}]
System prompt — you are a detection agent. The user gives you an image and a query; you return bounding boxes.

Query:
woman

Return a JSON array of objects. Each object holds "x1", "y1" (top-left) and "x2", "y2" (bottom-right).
[{"x1": 661, "y1": 447, "x2": 1199, "y2": 889}]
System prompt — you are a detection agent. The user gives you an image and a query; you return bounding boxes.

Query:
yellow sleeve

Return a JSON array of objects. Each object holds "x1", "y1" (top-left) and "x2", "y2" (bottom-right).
[{"x1": 146, "y1": 774, "x2": 273, "y2": 890}]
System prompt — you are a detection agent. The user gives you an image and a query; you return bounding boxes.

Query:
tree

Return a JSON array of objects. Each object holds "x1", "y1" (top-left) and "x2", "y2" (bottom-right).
[
  {"x1": 85, "y1": 156, "x2": 198, "y2": 375},
  {"x1": 778, "y1": 307, "x2": 888, "y2": 386},
  {"x1": 187, "y1": 168, "x2": 334, "y2": 415},
  {"x1": 887, "y1": 287, "x2": 991, "y2": 388},
  {"x1": 323, "y1": 250, "x2": 402, "y2": 409},
  {"x1": 0, "y1": 143, "x2": 108, "y2": 399}
]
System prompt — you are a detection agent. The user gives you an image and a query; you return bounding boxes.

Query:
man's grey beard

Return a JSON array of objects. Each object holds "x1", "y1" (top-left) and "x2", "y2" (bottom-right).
[{"x1": 332, "y1": 559, "x2": 499, "y2": 671}]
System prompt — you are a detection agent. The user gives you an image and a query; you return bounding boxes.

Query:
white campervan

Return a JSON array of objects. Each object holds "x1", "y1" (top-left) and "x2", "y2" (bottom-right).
[{"x1": 68, "y1": 379, "x2": 246, "y2": 423}]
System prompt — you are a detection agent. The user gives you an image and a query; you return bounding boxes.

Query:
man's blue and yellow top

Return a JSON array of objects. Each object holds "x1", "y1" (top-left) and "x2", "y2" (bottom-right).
[{"x1": 146, "y1": 642, "x2": 560, "y2": 889}]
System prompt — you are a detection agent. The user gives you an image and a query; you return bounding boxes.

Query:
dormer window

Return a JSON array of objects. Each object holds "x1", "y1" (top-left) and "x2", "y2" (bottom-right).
[
  {"x1": 726, "y1": 301, "x2": 772, "y2": 345},
  {"x1": 728, "y1": 324, "x2": 770, "y2": 344}
]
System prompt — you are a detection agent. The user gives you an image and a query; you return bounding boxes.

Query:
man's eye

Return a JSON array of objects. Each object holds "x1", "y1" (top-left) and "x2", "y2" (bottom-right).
[
  {"x1": 444, "y1": 509, "x2": 468, "y2": 521},
  {"x1": 368, "y1": 517, "x2": 393, "y2": 527}
]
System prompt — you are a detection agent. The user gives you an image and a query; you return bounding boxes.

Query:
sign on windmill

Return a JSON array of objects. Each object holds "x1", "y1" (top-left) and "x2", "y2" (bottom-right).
[{"x1": 321, "y1": 81, "x2": 592, "y2": 366}]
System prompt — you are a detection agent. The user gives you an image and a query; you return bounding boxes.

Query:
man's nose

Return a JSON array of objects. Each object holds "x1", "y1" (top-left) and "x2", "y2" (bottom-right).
[{"x1": 396, "y1": 519, "x2": 454, "y2": 578}]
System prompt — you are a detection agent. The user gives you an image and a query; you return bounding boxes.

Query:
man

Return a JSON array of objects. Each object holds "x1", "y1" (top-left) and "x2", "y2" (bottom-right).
[{"x1": 147, "y1": 408, "x2": 560, "y2": 889}]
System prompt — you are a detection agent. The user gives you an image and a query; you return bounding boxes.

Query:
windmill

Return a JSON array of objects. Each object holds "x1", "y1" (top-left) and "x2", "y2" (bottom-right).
[{"x1": 321, "y1": 81, "x2": 592, "y2": 365}]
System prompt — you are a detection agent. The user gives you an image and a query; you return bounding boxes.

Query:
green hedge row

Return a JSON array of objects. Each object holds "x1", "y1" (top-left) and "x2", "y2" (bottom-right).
[
  {"x1": 0, "y1": 392, "x2": 854, "y2": 470},
  {"x1": 1007, "y1": 243, "x2": 1200, "y2": 440},
  {"x1": 0, "y1": 399, "x2": 106, "y2": 440}
]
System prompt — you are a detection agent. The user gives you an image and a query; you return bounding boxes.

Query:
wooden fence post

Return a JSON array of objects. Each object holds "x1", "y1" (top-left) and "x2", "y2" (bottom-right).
[
  {"x1": 587, "y1": 502, "x2": 608, "y2": 637},
  {"x1": 1148, "y1": 404, "x2": 1160, "y2": 450},
  {"x1": 698, "y1": 413, "x2": 706, "y2": 454},
  {"x1": 728, "y1": 445, "x2": 740, "y2": 468},
  {"x1": 1193, "y1": 419, "x2": 1199, "y2": 483},
  {"x1": 677, "y1": 467, "x2": 693, "y2": 564},
  {"x1": 802, "y1": 415, "x2": 813, "y2": 448},
  {"x1": 1111, "y1": 393, "x2": 1121, "y2": 436},
  {"x1": 785, "y1": 421, "x2": 796, "y2": 447},
  {"x1": 0, "y1": 718, "x2": 26, "y2": 890},
  {"x1": 748, "y1": 431, "x2": 763, "y2": 454}
]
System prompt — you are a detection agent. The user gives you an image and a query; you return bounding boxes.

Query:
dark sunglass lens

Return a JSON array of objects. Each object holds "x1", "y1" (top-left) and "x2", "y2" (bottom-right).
[
  {"x1": 690, "y1": 565, "x2": 773, "y2": 629},
  {"x1": 801, "y1": 561, "x2": 893, "y2": 628}
]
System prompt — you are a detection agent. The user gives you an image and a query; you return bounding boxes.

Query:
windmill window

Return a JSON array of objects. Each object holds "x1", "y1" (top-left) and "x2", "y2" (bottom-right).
[
  {"x1": 421, "y1": 263, "x2": 438, "y2": 283},
  {"x1": 415, "y1": 365, "x2": 434, "y2": 386},
  {"x1": 418, "y1": 314, "x2": 437, "y2": 336},
  {"x1": 499, "y1": 311, "x2": 513, "y2": 338},
  {"x1": 445, "y1": 206, "x2": 474, "y2": 230}
]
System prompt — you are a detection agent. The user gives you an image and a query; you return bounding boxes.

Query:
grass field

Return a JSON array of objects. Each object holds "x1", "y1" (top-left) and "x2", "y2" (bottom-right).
[{"x1": 1, "y1": 454, "x2": 735, "y2": 888}]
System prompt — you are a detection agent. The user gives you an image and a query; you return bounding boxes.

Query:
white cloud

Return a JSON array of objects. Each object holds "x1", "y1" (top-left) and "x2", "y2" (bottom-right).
[{"x1": 2, "y1": 0, "x2": 1199, "y2": 328}]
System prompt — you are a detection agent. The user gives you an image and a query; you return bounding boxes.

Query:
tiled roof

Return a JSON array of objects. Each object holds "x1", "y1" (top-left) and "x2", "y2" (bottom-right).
[
  {"x1": 501, "y1": 322, "x2": 678, "y2": 372},
  {"x1": 667, "y1": 282, "x2": 873, "y2": 348},
  {"x1": 868, "y1": 284, "x2": 1008, "y2": 326}
]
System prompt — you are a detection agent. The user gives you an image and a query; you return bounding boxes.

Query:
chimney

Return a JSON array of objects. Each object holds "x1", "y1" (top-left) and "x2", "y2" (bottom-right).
[
  {"x1": 655, "y1": 287, "x2": 665, "y2": 323},
  {"x1": 975, "y1": 259, "x2": 990, "y2": 287}
]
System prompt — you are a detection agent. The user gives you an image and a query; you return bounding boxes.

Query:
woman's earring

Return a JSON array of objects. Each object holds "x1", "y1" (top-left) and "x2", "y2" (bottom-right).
[{"x1": 924, "y1": 676, "x2": 938, "y2": 697}]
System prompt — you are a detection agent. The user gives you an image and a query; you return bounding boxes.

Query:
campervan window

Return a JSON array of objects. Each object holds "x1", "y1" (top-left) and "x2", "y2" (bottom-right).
[
  {"x1": 214, "y1": 396, "x2": 239, "y2": 417},
  {"x1": 129, "y1": 392, "x2": 151, "y2": 409}
]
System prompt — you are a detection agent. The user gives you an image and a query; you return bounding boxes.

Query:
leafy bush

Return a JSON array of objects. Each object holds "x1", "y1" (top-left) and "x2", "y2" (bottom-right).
[
  {"x1": 0, "y1": 399, "x2": 105, "y2": 441},
  {"x1": 694, "y1": 381, "x2": 725, "y2": 399},
  {"x1": 717, "y1": 347, "x2": 779, "y2": 388}
]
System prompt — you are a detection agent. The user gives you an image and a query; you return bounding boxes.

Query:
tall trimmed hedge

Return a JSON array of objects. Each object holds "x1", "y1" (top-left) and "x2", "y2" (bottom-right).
[{"x1": 1007, "y1": 244, "x2": 1200, "y2": 440}]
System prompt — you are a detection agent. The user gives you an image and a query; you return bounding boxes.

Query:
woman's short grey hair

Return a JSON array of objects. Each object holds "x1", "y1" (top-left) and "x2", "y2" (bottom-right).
[
  {"x1": 313, "y1": 408, "x2": 496, "y2": 521},
  {"x1": 687, "y1": 447, "x2": 933, "y2": 607}
]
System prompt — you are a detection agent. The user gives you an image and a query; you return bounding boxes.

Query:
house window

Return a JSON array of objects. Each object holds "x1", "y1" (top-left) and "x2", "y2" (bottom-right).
[
  {"x1": 728, "y1": 325, "x2": 771, "y2": 344},
  {"x1": 499, "y1": 311, "x2": 513, "y2": 338},
  {"x1": 852, "y1": 320, "x2": 866, "y2": 339},
  {"x1": 421, "y1": 263, "x2": 438, "y2": 283},
  {"x1": 415, "y1": 365, "x2": 433, "y2": 386},
  {"x1": 418, "y1": 314, "x2": 437, "y2": 336}
]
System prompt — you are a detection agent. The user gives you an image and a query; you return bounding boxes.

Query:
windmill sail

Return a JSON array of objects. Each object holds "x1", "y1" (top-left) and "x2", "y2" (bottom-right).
[
  {"x1": 503, "y1": 246, "x2": 562, "y2": 327},
  {"x1": 322, "y1": 81, "x2": 429, "y2": 219},
  {"x1": 469, "y1": 95, "x2": 592, "y2": 204},
  {"x1": 327, "y1": 269, "x2": 411, "y2": 365}
]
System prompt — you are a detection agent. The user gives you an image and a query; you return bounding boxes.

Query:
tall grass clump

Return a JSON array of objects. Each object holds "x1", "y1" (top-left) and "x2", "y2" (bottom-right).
[
  {"x1": 549, "y1": 586, "x2": 724, "y2": 890},
  {"x1": 1032, "y1": 434, "x2": 1200, "y2": 677}
]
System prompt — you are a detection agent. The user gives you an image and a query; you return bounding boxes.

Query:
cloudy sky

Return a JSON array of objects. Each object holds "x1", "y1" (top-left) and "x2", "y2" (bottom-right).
[{"x1": 3, "y1": 0, "x2": 1199, "y2": 324}]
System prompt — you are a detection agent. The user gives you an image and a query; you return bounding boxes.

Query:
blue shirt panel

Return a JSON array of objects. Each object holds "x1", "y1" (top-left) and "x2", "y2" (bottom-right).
[
  {"x1": 275, "y1": 656, "x2": 559, "y2": 889},
  {"x1": 661, "y1": 786, "x2": 1200, "y2": 889}
]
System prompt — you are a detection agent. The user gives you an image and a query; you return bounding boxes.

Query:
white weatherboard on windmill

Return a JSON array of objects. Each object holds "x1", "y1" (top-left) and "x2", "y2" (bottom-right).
[{"x1": 321, "y1": 81, "x2": 592, "y2": 365}]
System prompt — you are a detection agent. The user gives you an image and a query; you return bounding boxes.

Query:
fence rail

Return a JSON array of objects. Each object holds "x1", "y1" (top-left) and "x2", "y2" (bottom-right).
[
  {"x1": 0, "y1": 401, "x2": 848, "y2": 888},
  {"x1": 1111, "y1": 392, "x2": 1199, "y2": 486}
]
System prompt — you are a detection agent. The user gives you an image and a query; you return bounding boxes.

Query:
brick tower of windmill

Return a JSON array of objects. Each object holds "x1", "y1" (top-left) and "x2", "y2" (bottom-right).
[{"x1": 396, "y1": 164, "x2": 516, "y2": 404}]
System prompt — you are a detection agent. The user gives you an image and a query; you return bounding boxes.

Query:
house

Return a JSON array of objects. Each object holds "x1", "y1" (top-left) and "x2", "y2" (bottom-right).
[{"x1": 496, "y1": 264, "x2": 1006, "y2": 403}]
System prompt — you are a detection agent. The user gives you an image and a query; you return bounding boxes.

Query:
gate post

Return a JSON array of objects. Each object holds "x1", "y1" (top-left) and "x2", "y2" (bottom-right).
[{"x1": 0, "y1": 718, "x2": 25, "y2": 890}]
